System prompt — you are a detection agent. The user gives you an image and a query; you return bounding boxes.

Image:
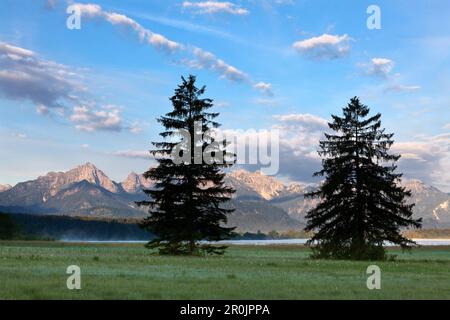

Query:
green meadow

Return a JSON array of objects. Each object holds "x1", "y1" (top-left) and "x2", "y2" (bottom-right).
[{"x1": 0, "y1": 241, "x2": 449, "y2": 299}]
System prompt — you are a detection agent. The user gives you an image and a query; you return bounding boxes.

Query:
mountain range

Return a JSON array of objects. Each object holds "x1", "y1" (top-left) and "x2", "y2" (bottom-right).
[{"x1": 1, "y1": 163, "x2": 449, "y2": 232}]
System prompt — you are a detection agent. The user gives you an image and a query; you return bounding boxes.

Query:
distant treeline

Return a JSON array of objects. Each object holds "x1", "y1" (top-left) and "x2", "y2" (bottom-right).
[
  {"x1": 1, "y1": 213, "x2": 151, "y2": 241},
  {"x1": 2, "y1": 213, "x2": 448, "y2": 241},
  {"x1": 0, "y1": 213, "x2": 293, "y2": 241}
]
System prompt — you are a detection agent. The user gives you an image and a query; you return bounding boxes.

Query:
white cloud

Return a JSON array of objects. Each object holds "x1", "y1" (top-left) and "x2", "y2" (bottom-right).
[
  {"x1": 269, "y1": 112, "x2": 450, "y2": 190},
  {"x1": 12, "y1": 133, "x2": 27, "y2": 139},
  {"x1": 274, "y1": 113, "x2": 329, "y2": 131},
  {"x1": 253, "y1": 82, "x2": 273, "y2": 96},
  {"x1": 184, "y1": 47, "x2": 248, "y2": 82},
  {"x1": 358, "y1": 57, "x2": 421, "y2": 93},
  {"x1": 182, "y1": 1, "x2": 249, "y2": 15},
  {"x1": 268, "y1": 113, "x2": 328, "y2": 181},
  {"x1": 45, "y1": 0, "x2": 59, "y2": 9},
  {"x1": 113, "y1": 150, "x2": 152, "y2": 159},
  {"x1": 73, "y1": 3, "x2": 183, "y2": 53},
  {"x1": 257, "y1": 0, "x2": 295, "y2": 11},
  {"x1": 214, "y1": 101, "x2": 230, "y2": 108},
  {"x1": 392, "y1": 134, "x2": 450, "y2": 190},
  {"x1": 273, "y1": 115, "x2": 450, "y2": 190},
  {"x1": 222, "y1": 113, "x2": 327, "y2": 181},
  {"x1": 293, "y1": 33, "x2": 351, "y2": 60},
  {"x1": 73, "y1": 3, "x2": 254, "y2": 85},
  {"x1": 129, "y1": 122, "x2": 143, "y2": 134},
  {"x1": 274, "y1": 113, "x2": 328, "y2": 157},
  {"x1": 273, "y1": 0, "x2": 294, "y2": 4},
  {"x1": 385, "y1": 84, "x2": 421, "y2": 93},
  {"x1": 0, "y1": 43, "x2": 33, "y2": 57},
  {"x1": 0, "y1": 42, "x2": 84, "y2": 110},
  {"x1": 0, "y1": 41, "x2": 143, "y2": 133},
  {"x1": 363, "y1": 57, "x2": 394, "y2": 78},
  {"x1": 254, "y1": 98, "x2": 279, "y2": 106},
  {"x1": 132, "y1": 12, "x2": 236, "y2": 40},
  {"x1": 220, "y1": 110, "x2": 450, "y2": 190},
  {"x1": 36, "y1": 104, "x2": 50, "y2": 115},
  {"x1": 70, "y1": 105, "x2": 123, "y2": 132}
]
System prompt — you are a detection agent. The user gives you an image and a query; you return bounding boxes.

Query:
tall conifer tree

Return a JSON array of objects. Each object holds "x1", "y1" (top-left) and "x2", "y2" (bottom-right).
[
  {"x1": 305, "y1": 97, "x2": 421, "y2": 260},
  {"x1": 138, "y1": 75, "x2": 235, "y2": 255}
]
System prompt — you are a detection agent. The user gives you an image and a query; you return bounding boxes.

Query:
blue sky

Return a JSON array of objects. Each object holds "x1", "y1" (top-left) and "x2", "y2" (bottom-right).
[{"x1": 0, "y1": 0, "x2": 449, "y2": 191}]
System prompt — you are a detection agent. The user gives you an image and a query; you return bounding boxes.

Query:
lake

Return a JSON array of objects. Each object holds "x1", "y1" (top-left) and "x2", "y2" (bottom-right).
[{"x1": 62, "y1": 238, "x2": 450, "y2": 246}]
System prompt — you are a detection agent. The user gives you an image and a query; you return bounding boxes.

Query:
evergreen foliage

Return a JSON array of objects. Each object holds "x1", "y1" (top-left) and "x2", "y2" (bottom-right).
[
  {"x1": 138, "y1": 75, "x2": 235, "y2": 255},
  {"x1": 305, "y1": 97, "x2": 422, "y2": 260}
]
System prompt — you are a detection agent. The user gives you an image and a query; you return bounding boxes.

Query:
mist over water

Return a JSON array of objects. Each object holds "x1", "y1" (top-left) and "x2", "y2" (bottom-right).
[{"x1": 61, "y1": 239, "x2": 450, "y2": 246}]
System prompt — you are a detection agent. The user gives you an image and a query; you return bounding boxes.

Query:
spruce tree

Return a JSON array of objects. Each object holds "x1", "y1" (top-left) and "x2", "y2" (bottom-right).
[
  {"x1": 137, "y1": 75, "x2": 235, "y2": 255},
  {"x1": 305, "y1": 97, "x2": 422, "y2": 260}
]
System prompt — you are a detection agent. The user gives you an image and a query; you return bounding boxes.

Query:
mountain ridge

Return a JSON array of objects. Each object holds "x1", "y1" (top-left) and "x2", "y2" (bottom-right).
[
  {"x1": 1, "y1": 163, "x2": 449, "y2": 230},
  {"x1": 0, "y1": 184, "x2": 12, "y2": 192}
]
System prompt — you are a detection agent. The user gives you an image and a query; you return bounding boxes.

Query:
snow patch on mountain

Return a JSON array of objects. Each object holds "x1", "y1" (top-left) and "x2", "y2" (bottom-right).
[{"x1": 0, "y1": 184, "x2": 12, "y2": 192}]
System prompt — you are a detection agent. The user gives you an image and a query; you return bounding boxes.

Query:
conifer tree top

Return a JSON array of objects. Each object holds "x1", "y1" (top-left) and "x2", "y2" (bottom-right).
[
  {"x1": 305, "y1": 97, "x2": 421, "y2": 260},
  {"x1": 138, "y1": 75, "x2": 235, "y2": 255}
]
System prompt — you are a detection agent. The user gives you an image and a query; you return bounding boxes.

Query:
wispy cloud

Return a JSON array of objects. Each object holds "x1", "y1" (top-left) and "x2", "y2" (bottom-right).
[
  {"x1": 113, "y1": 150, "x2": 152, "y2": 159},
  {"x1": 73, "y1": 3, "x2": 182, "y2": 52},
  {"x1": 254, "y1": 97, "x2": 280, "y2": 107},
  {"x1": 292, "y1": 34, "x2": 351, "y2": 60},
  {"x1": 129, "y1": 122, "x2": 144, "y2": 134},
  {"x1": 273, "y1": 0, "x2": 295, "y2": 4},
  {"x1": 392, "y1": 134, "x2": 450, "y2": 189},
  {"x1": 0, "y1": 41, "x2": 143, "y2": 133},
  {"x1": 70, "y1": 104, "x2": 123, "y2": 132},
  {"x1": 384, "y1": 84, "x2": 421, "y2": 93},
  {"x1": 274, "y1": 113, "x2": 328, "y2": 131},
  {"x1": 0, "y1": 42, "x2": 84, "y2": 113},
  {"x1": 359, "y1": 57, "x2": 421, "y2": 93},
  {"x1": 272, "y1": 112, "x2": 450, "y2": 189},
  {"x1": 72, "y1": 2, "x2": 266, "y2": 87},
  {"x1": 268, "y1": 113, "x2": 328, "y2": 182},
  {"x1": 182, "y1": 1, "x2": 249, "y2": 15},
  {"x1": 127, "y1": 12, "x2": 235, "y2": 40},
  {"x1": 360, "y1": 57, "x2": 394, "y2": 78},
  {"x1": 12, "y1": 132, "x2": 28, "y2": 139},
  {"x1": 253, "y1": 82, "x2": 273, "y2": 96},
  {"x1": 182, "y1": 47, "x2": 248, "y2": 82},
  {"x1": 45, "y1": 0, "x2": 59, "y2": 9}
]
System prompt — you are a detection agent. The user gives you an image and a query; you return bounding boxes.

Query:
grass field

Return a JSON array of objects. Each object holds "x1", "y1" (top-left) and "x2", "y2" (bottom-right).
[{"x1": 0, "y1": 241, "x2": 449, "y2": 299}]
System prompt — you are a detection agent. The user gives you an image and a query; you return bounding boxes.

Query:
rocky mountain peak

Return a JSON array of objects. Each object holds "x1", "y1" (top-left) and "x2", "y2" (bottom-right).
[
  {"x1": 229, "y1": 169, "x2": 305, "y2": 200},
  {"x1": 229, "y1": 169, "x2": 285, "y2": 200},
  {"x1": 0, "y1": 184, "x2": 12, "y2": 192},
  {"x1": 121, "y1": 172, "x2": 152, "y2": 193},
  {"x1": 402, "y1": 178, "x2": 442, "y2": 195},
  {"x1": 63, "y1": 162, "x2": 119, "y2": 193},
  {"x1": 27, "y1": 162, "x2": 119, "y2": 197},
  {"x1": 286, "y1": 183, "x2": 306, "y2": 194},
  {"x1": 1, "y1": 165, "x2": 449, "y2": 229}
]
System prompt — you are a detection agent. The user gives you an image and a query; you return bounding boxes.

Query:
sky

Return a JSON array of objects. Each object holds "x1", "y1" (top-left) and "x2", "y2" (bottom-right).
[{"x1": 0, "y1": 0, "x2": 449, "y2": 191}]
